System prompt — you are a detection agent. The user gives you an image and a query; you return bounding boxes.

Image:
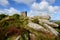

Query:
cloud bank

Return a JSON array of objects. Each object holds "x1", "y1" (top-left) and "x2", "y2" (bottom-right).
[
  {"x1": 0, "y1": 0, "x2": 55, "y2": 6},
  {"x1": 28, "y1": 0, "x2": 59, "y2": 17},
  {"x1": 0, "y1": 7, "x2": 20, "y2": 15},
  {"x1": 0, "y1": 0, "x2": 9, "y2": 6},
  {"x1": 45, "y1": 0, "x2": 55, "y2": 4},
  {"x1": 13, "y1": 0, "x2": 36, "y2": 5}
]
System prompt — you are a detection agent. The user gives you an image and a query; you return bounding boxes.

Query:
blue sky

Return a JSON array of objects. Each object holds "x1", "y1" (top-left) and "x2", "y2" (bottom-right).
[{"x1": 0, "y1": 0, "x2": 60, "y2": 20}]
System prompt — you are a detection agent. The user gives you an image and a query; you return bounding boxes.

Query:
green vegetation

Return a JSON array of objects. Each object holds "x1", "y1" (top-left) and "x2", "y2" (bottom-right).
[
  {"x1": 54, "y1": 20, "x2": 60, "y2": 33},
  {"x1": 0, "y1": 14, "x2": 8, "y2": 20}
]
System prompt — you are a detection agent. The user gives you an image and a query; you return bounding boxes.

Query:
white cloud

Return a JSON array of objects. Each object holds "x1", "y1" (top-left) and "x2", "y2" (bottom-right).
[
  {"x1": 0, "y1": 7, "x2": 20, "y2": 15},
  {"x1": 45, "y1": 0, "x2": 55, "y2": 4},
  {"x1": 48, "y1": 6, "x2": 59, "y2": 14},
  {"x1": 0, "y1": 0, "x2": 9, "y2": 6},
  {"x1": 14, "y1": 0, "x2": 36, "y2": 5},
  {"x1": 0, "y1": 0, "x2": 55, "y2": 6},
  {"x1": 28, "y1": 0, "x2": 59, "y2": 17},
  {"x1": 14, "y1": 0, "x2": 55, "y2": 5},
  {"x1": 31, "y1": 1, "x2": 49, "y2": 11}
]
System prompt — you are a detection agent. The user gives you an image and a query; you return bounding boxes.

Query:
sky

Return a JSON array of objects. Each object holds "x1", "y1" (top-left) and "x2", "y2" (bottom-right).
[{"x1": 0, "y1": 0, "x2": 60, "y2": 20}]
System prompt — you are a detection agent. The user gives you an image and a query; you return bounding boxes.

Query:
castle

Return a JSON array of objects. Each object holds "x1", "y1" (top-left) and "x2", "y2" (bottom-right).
[{"x1": 21, "y1": 11, "x2": 27, "y2": 17}]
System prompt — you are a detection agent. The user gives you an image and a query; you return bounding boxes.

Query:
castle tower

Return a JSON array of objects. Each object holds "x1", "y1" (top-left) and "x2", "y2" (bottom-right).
[{"x1": 21, "y1": 11, "x2": 27, "y2": 17}]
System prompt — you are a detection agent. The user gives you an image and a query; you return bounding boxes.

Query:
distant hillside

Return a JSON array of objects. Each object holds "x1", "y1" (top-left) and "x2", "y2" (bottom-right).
[{"x1": 51, "y1": 20, "x2": 60, "y2": 25}]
